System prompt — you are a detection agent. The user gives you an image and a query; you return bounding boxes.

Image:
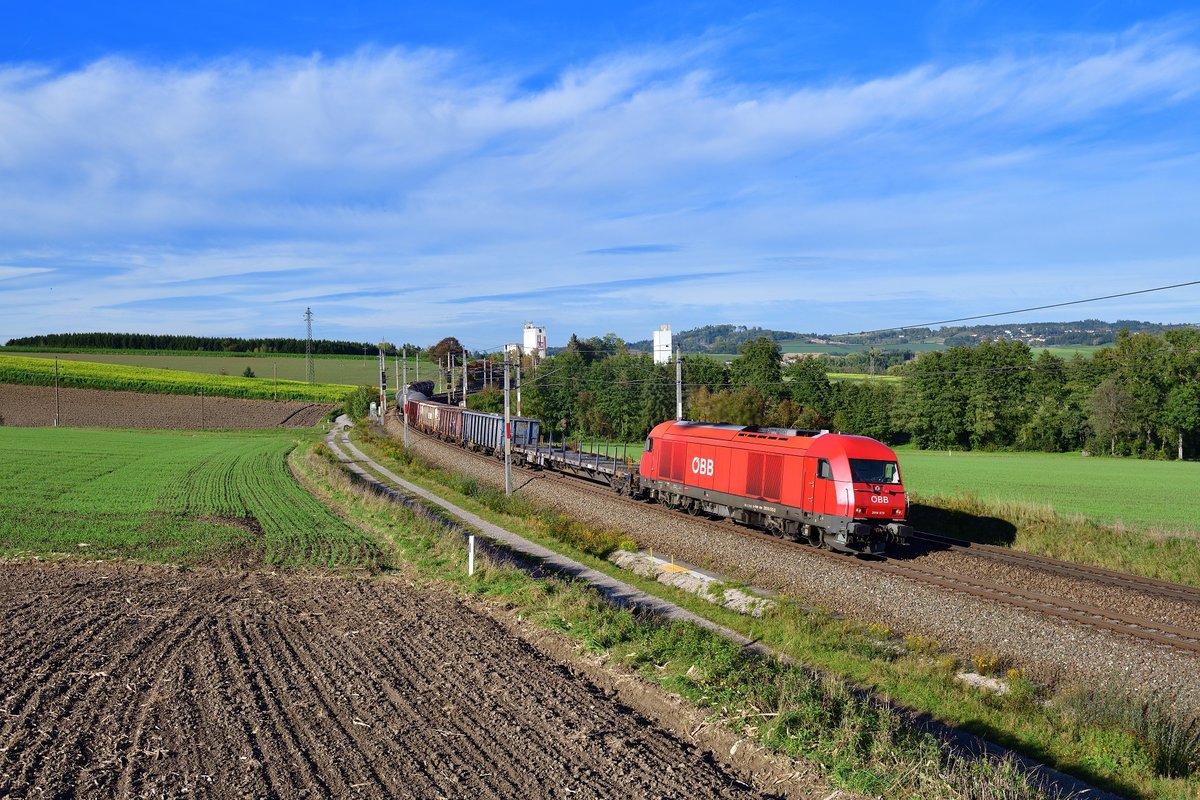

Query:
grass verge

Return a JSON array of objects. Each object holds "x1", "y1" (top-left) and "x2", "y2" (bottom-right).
[{"x1": 304, "y1": 431, "x2": 1200, "y2": 800}]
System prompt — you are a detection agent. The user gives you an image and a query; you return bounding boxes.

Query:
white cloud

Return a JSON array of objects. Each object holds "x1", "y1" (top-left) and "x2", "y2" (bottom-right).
[{"x1": 1, "y1": 25, "x2": 1198, "y2": 344}]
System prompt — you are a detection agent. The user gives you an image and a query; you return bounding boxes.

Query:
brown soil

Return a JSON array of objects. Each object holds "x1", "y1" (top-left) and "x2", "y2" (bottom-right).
[
  {"x1": 0, "y1": 383, "x2": 333, "y2": 429},
  {"x1": 0, "y1": 560, "x2": 816, "y2": 799}
]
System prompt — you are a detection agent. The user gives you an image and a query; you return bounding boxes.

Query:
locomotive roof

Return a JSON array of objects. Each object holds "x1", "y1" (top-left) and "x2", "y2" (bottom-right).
[
  {"x1": 669, "y1": 420, "x2": 827, "y2": 437},
  {"x1": 651, "y1": 419, "x2": 898, "y2": 459}
]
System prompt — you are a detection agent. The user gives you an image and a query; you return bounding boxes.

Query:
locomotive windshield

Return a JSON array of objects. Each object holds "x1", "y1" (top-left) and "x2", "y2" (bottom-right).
[{"x1": 849, "y1": 459, "x2": 901, "y2": 484}]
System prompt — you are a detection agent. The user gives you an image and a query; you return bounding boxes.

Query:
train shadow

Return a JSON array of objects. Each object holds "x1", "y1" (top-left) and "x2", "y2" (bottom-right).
[{"x1": 893, "y1": 502, "x2": 1019, "y2": 557}]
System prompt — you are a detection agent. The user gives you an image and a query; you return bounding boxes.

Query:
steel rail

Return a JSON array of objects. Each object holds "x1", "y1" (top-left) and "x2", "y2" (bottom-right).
[{"x1": 910, "y1": 530, "x2": 1200, "y2": 606}]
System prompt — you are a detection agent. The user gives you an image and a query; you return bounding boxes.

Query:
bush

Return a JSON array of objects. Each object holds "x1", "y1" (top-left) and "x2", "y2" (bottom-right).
[{"x1": 343, "y1": 386, "x2": 379, "y2": 420}]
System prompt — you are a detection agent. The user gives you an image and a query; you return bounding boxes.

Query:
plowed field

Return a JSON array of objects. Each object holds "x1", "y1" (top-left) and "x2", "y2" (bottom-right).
[
  {"x1": 0, "y1": 561, "x2": 774, "y2": 799},
  {"x1": 0, "y1": 383, "x2": 333, "y2": 428}
]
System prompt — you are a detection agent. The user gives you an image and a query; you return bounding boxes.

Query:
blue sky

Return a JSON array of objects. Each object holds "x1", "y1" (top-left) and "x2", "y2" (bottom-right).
[{"x1": 2, "y1": 2, "x2": 1198, "y2": 350}]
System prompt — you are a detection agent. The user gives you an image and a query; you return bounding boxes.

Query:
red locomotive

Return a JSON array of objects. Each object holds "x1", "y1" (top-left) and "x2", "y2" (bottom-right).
[{"x1": 638, "y1": 420, "x2": 910, "y2": 554}]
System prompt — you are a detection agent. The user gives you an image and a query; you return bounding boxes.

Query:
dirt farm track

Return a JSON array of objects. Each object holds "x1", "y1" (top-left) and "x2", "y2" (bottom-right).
[{"x1": 0, "y1": 560, "x2": 796, "y2": 799}]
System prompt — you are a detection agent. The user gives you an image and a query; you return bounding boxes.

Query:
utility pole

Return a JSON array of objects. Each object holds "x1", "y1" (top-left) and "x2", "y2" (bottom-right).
[
  {"x1": 516, "y1": 357, "x2": 522, "y2": 417},
  {"x1": 304, "y1": 307, "x2": 314, "y2": 383},
  {"x1": 504, "y1": 349, "x2": 512, "y2": 496},
  {"x1": 54, "y1": 356, "x2": 60, "y2": 427},
  {"x1": 675, "y1": 347, "x2": 683, "y2": 421},
  {"x1": 462, "y1": 350, "x2": 468, "y2": 406},
  {"x1": 402, "y1": 348, "x2": 409, "y2": 448}
]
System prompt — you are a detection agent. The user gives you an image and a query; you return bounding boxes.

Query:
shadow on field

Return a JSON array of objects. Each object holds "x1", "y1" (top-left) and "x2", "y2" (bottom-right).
[{"x1": 906, "y1": 502, "x2": 1018, "y2": 546}]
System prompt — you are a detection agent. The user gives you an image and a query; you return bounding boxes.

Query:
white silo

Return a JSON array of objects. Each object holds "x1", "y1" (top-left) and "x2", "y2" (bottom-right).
[
  {"x1": 653, "y1": 324, "x2": 673, "y2": 364},
  {"x1": 523, "y1": 322, "x2": 547, "y2": 358}
]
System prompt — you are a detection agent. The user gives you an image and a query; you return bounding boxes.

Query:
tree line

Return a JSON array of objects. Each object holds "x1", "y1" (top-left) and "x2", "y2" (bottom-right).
[
  {"x1": 512, "y1": 330, "x2": 1200, "y2": 460},
  {"x1": 5, "y1": 332, "x2": 425, "y2": 357}
]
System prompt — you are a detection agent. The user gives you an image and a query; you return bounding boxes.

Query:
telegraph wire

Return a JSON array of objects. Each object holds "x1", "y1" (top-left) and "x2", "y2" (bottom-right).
[{"x1": 846, "y1": 280, "x2": 1200, "y2": 337}]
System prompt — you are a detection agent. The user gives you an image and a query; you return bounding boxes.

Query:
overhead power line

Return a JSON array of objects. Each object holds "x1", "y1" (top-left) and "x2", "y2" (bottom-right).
[{"x1": 850, "y1": 280, "x2": 1200, "y2": 337}]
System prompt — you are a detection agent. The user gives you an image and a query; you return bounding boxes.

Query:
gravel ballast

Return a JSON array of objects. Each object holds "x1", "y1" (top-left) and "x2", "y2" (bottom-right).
[{"x1": 386, "y1": 415, "x2": 1200, "y2": 716}]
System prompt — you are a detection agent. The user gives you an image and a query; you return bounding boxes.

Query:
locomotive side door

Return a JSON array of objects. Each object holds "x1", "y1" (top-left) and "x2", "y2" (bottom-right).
[
  {"x1": 799, "y1": 456, "x2": 816, "y2": 512},
  {"x1": 814, "y1": 457, "x2": 837, "y2": 514}
]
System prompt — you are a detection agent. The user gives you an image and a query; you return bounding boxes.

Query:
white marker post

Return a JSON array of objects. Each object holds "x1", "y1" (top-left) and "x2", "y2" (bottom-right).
[
  {"x1": 468, "y1": 535, "x2": 476, "y2": 576},
  {"x1": 401, "y1": 349, "x2": 409, "y2": 448}
]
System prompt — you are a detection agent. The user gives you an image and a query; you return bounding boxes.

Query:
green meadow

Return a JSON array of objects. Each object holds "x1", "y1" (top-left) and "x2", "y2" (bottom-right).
[
  {"x1": 898, "y1": 447, "x2": 1200, "y2": 536},
  {"x1": 0, "y1": 427, "x2": 384, "y2": 569}
]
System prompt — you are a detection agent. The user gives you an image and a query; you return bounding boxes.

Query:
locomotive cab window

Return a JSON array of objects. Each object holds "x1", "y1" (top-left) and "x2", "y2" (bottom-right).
[
  {"x1": 645, "y1": 438, "x2": 653, "y2": 452},
  {"x1": 849, "y1": 459, "x2": 900, "y2": 484},
  {"x1": 816, "y1": 459, "x2": 833, "y2": 480}
]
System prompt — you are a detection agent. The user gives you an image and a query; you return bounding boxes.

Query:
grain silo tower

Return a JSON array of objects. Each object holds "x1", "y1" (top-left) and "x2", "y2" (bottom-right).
[
  {"x1": 523, "y1": 322, "x2": 547, "y2": 359},
  {"x1": 653, "y1": 324, "x2": 673, "y2": 364}
]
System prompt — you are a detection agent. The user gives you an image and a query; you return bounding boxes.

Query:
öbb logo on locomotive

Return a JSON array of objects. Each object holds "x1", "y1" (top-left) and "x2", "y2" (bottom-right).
[{"x1": 691, "y1": 457, "x2": 715, "y2": 476}]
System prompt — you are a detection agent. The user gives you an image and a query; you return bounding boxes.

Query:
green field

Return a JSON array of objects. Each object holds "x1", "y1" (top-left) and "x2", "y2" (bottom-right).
[
  {"x1": 0, "y1": 353, "x2": 353, "y2": 402},
  {"x1": 1, "y1": 348, "x2": 440, "y2": 388},
  {"x1": 0, "y1": 427, "x2": 385, "y2": 569},
  {"x1": 898, "y1": 447, "x2": 1200, "y2": 536}
]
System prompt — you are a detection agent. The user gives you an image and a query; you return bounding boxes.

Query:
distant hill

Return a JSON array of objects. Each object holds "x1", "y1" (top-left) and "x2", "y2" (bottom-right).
[{"x1": 625, "y1": 319, "x2": 1195, "y2": 354}]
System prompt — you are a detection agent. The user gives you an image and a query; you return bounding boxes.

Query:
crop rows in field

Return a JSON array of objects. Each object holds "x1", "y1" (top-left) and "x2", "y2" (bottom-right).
[
  {"x1": 0, "y1": 354, "x2": 351, "y2": 402},
  {"x1": 0, "y1": 427, "x2": 384, "y2": 570}
]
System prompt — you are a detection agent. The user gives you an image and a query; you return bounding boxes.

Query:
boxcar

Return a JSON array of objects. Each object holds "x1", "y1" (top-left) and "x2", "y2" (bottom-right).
[
  {"x1": 436, "y1": 405, "x2": 464, "y2": 442},
  {"x1": 415, "y1": 400, "x2": 441, "y2": 435}
]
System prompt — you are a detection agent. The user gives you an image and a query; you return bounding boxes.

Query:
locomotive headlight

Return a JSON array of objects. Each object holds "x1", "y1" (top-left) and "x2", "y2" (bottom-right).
[{"x1": 855, "y1": 506, "x2": 864, "y2": 514}]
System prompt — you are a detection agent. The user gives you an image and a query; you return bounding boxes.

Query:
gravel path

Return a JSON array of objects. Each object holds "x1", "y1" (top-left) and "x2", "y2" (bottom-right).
[{"x1": 388, "y1": 416, "x2": 1200, "y2": 715}]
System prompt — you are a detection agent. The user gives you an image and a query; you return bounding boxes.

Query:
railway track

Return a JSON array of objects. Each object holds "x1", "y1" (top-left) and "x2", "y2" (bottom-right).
[
  {"x1": 910, "y1": 530, "x2": 1200, "y2": 607},
  {"x1": 398, "y1": 423, "x2": 1200, "y2": 657}
]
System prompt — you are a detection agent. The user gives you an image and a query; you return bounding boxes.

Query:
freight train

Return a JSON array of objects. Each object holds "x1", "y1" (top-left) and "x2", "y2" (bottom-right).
[{"x1": 401, "y1": 397, "x2": 910, "y2": 554}]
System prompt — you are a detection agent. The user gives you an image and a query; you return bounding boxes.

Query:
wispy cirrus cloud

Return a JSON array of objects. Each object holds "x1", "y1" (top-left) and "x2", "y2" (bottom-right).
[{"x1": 584, "y1": 244, "x2": 682, "y2": 255}]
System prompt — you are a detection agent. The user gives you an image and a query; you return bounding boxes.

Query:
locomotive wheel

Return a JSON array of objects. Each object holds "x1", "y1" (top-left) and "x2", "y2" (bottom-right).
[
  {"x1": 805, "y1": 525, "x2": 825, "y2": 548},
  {"x1": 686, "y1": 501, "x2": 701, "y2": 516}
]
